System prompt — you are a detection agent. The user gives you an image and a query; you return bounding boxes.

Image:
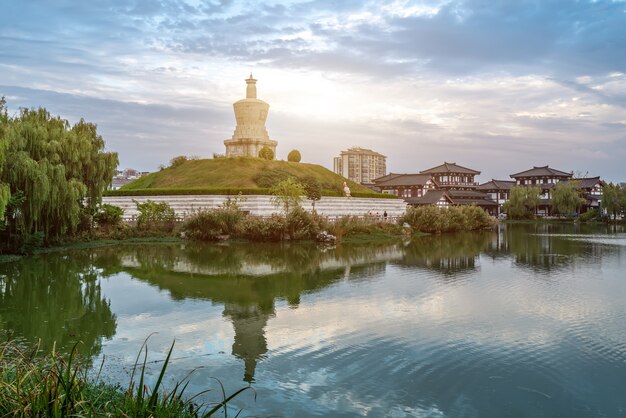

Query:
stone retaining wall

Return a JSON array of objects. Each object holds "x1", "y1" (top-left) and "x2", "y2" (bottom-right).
[{"x1": 102, "y1": 195, "x2": 408, "y2": 220}]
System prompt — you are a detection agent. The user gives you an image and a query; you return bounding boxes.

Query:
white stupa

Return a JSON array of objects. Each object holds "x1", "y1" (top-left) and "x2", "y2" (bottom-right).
[{"x1": 224, "y1": 74, "x2": 278, "y2": 158}]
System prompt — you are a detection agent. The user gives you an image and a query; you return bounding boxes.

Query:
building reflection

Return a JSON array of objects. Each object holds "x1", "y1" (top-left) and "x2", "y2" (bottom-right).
[{"x1": 100, "y1": 242, "x2": 403, "y2": 382}]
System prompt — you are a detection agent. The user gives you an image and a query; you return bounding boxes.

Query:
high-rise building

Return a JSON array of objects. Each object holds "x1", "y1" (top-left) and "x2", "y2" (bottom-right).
[
  {"x1": 333, "y1": 147, "x2": 386, "y2": 184},
  {"x1": 224, "y1": 74, "x2": 278, "y2": 158}
]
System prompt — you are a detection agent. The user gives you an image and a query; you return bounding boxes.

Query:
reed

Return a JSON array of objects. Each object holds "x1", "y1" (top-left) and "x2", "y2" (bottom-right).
[{"x1": 0, "y1": 337, "x2": 253, "y2": 417}]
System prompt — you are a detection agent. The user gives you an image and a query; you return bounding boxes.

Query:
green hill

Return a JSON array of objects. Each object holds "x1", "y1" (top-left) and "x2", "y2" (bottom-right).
[{"x1": 120, "y1": 157, "x2": 377, "y2": 195}]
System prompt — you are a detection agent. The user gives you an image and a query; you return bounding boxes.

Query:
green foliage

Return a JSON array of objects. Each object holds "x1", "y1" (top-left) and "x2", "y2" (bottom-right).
[
  {"x1": 169, "y1": 155, "x2": 188, "y2": 168},
  {"x1": 0, "y1": 338, "x2": 252, "y2": 417},
  {"x1": 287, "y1": 149, "x2": 301, "y2": 162},
  {"x1": 105, "y1": 187, "x2": 397, "y2": 199},
  {"x1": 301, "y1": 175, "x2": 322, "y2": 205},
  {"x1": 285, "y1": 206, "x2": 319, "y2": 240},
  {"x1": 551, "y1": 181, "x2": 585, "y2": 217},
  {"x1": 502, "y1": 186, "x2": 541, "y2": 219},
  {"x1": 400, "y1": 205, "x2": 495, "y2": 234},
  {"x1": 240, "y1": 215, "x2": 286, "y2": 241},
  {"x1": 135, "y1": 200, "x2": 176, "y2": 232},
  {"x1": 253, "y1": 168, "x2": 291, "y2": 188},
  {"x1": 271, "y1": 177, "x2": 304, "y2": 213},
  {"x1": 182, "y1": 197, "x2": 246, "y2": 241},
  {"x1": 0, "y1": 102, "x2": 118, "y2": 250},
  {"x1": 108, "y1": 187, "x2": 273, "y2": 196},
  {"x1": 601, "y1": 183, "x2": 626, "y2": 220},
  {"x1": 258, "y1": 146, "x2": 274, "y2": 160},
  {"x1": 94, "y1": 204, "x2": 124, "y2": 227},
  {"x1": 579, "y1": 208, "x2": 600, "y2": 222}
]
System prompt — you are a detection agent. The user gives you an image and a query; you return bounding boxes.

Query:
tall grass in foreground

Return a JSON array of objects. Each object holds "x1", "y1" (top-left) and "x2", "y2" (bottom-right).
[{"x1": 0, "y1": 338, "x2": 253, "y2": 417}]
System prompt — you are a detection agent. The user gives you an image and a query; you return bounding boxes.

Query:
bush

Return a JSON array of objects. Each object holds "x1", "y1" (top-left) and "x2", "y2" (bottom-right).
[
  {"x1": 169, "y1": 155, "x2": 188, "y2": 168},
  {"x1": 94, "y1": 204, "x2": 124, "y2": 227},
  {"x1": 285, "y1": 206, "x2": 319, "y2": 240},
  {"x1": 241, "y1": 215, "x2": 286, "y2": 242},
  {"x1": 135, "y1": 200, "x2": 176, "y2": 232},
  {"x1": 579, "y1": 208, "x2": 600, "y2": 222},
  {"x1": 400, "y1": 205, "x2": 495, "y2": 234},
  {"x1": 182, "y1": 198, "x2": 246, "y2": 241},
  {"x1": 287, "y1": 150, "x2": 301, "y2": 162},
  {"x1": 258, "y1": 146, "x2": 274, "y2": 160},
  {"x1": 253, "y1": 170, "x2": 291, "y2": 188}
]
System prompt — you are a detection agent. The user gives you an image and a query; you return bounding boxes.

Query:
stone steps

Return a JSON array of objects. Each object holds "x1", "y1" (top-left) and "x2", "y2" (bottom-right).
[{"x1": 102, "y1": 195, "x2": 407, "y2": 220}]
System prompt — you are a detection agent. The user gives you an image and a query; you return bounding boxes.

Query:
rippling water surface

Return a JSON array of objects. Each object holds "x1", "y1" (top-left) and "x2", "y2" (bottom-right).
[{"x1": 1, "y1": 223, "x2": 625, "y2": 417}]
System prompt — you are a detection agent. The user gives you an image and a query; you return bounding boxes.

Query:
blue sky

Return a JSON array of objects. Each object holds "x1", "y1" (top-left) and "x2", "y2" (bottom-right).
[{"x1": 1, "y1": 0, "x2": 625, "y2": 181}]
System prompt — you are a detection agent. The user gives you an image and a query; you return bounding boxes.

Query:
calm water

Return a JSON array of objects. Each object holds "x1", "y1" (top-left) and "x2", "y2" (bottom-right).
[{"x1": 1, "y1": 223, "x2": 626, "y2": 417}]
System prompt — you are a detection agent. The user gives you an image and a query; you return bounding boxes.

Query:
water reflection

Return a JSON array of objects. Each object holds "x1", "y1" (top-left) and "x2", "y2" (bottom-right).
[
  {"x1": 88, "y1": 243, "x2": 404, "y2": 382},
  {"x1": 0, "y1": 222, "x2": 624, "y2": 416},
  {"x1": 400, "y1": 232, "x2": 492, "y2": 275},
  {"x1": 0, "y1": 252, "x2": 116, "y2": 358}
]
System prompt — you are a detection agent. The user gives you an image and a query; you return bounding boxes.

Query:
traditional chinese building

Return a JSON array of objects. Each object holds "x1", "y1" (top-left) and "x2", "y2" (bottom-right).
[
  {"x1": 224, "y1": 74, "x2": 278, "y2": 158},
  {"x1": 372, "y1": 173, "x2": 436, "y2": 197},
  {"x1": 509, "y1": 166, "x2": 573, "y2": 216},
  {"x1": 419, "y1": 162, "x2": 480, "y2": 190},
  {"x1": 477, "y1": 179, "x2": 516, "y2": 215}
]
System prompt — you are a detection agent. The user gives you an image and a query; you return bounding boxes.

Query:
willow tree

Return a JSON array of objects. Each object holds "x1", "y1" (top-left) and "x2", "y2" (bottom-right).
[
  {"x1": 0, "y1": 103, "x2": 118, "y2": 247},
  {"x1": 0, "y1": 97, "x2": 10, "y2": 218},
  {"x1": 551, "y1": 181, "x2": 584, "y2": 217},
  {"x1": 502, "y1": 185, "x2": 541, "y2": 219}
]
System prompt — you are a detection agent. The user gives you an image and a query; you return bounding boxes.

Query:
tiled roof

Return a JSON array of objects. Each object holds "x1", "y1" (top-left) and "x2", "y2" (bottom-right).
[
  {"x1": 562, "y1": 176, "x2": 604, "y2": 189},
  {"x1": 420, "y1": 162, "x2": 481, "y2": 175},
  {"x1": 372, "y1": 173, "x2": 402, "y2": 183},
  {"x1": 447, "y1": 190, "x2": 492, "y2": 198},
  {"x1": 375, "y1": 174, "x2": 433, "y2": 187},
  {"x1": 450, "y1": 198, "x2": 499, "y2": 206},
  {"x1": 404, "y1": 190, "x2": 451, "y2": 205},
  {"x1": 510, "y1": 165, "x2": 572, "y2": 178},
  {"x1": 477, "y1": 179, "x2": 516, "y2": 191}
]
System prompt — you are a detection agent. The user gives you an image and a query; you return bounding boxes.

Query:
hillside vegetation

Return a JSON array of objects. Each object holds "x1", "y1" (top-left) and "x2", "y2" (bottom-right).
[{"x1": 121, "y1": 157, "x2": 376, "y2": 194}]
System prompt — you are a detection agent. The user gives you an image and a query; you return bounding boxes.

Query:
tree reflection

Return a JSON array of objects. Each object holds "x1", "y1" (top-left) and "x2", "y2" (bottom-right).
[
  {"x1": 93, "y1": 242, "x2": 402, "y2": 382},
  {"x1": 399, "y1": 232, "x2": 492, "y2": 275},
  {"x1": 0, "y1": 253, "x2": 117, "y2": 359}
]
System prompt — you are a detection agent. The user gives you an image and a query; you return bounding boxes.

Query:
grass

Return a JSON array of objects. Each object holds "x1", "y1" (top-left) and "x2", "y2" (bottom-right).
[
  {"x1": 120, "y1": 157, "x2": 377, "y2": 194},
  {"x1": 0, "y1": 337, "x2": 254, "y2": 417}
]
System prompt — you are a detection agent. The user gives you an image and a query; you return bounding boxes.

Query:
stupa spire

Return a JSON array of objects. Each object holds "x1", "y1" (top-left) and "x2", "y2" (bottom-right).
[{"x1": 246, "y1": 74, "x2": 257, "y2": 99}]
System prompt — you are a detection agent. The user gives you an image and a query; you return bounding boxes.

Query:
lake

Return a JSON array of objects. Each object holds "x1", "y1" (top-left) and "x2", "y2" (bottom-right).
[{"x1": 1, "y1": 223, "x2": 625, "y2": 417}]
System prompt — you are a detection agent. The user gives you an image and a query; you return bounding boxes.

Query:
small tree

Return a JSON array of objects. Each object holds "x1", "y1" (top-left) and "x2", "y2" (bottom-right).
[
  {"x1": 287, "y1": 149, "x2": 301, "y2": 162},
  {"x1": 551, "y1": 181, "x2": 584, "y2": 217},
  {"x1": 270, "y1": 177, "x2": 304, "y2": 213},
  {"x1": 301, "y1": 175, "x2": 321, "y2": 211},
  {"x1": 602, "y1": 183, "x2": 621, "y2": 219},
  {"x1": 258, "y1": 146, "x2": 274, "y2": 160},
  {"x1": 135, "y1": 200, "x2": 176, "y2": 232}
]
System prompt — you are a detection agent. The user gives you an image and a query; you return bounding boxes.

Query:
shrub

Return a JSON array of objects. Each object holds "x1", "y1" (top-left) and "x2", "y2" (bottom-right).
[
  {"x1": 400, "y1": 205, "x2": 495, "y2": 234},
  {"x1": 258, "y1": 146, "x2": 274, "y2": 160},
  {"x1": 135, "y1": 200, "x2": 176, "y2": 232},
  {"x1": 253, "y1": 170, "x2": 291, "y2": 188},
  {"x1": 241, "y1": 215, "x2": 286, "y2": 242},
  {"x1": 285, "y1": 206, "x2": 319, "y2": 240},
  {"x1": 579, "y1": 208, "x2": 600, "y2": 222},
  {"x1": 94, "y1": 204, "x2": 124, "y2": 227},
  {"x1": 182, "y1": 198, "x2": 246, "y2": 241},
  {"x1": 169, "y1": 155, "x2": 188, "y2": 168},
  {"x1": 287, "y1": 150, "x2": 301, "y2": 162}
]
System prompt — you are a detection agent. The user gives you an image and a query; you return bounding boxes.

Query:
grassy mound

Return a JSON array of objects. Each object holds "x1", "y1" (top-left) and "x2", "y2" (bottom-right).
[{"x1": 121, "y1": 157, "x2": 375, "y2": 194}]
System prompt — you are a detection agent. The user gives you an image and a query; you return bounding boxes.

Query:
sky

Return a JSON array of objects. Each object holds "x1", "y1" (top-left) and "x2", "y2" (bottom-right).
[{"x1": 1, "y1": 0, "x2": 625, "y2": 182}]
